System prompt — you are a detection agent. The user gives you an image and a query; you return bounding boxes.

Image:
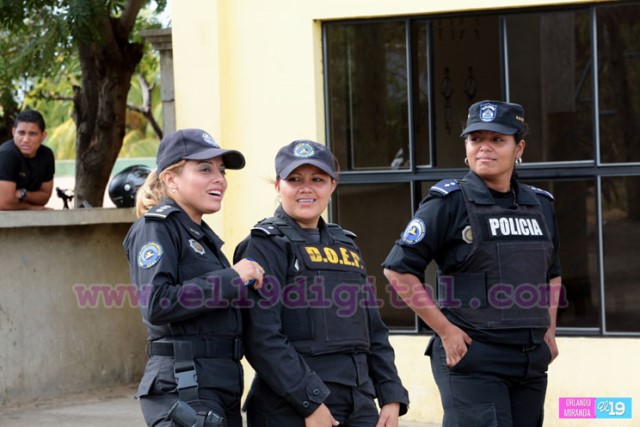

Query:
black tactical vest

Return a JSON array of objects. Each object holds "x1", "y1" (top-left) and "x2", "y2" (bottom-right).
[
  {"x1": 438, "y1": 183, "x2": 553, "y2": 329},
  {"x1": 256, "y1": 219, "x2": 371, "y2": 355}
]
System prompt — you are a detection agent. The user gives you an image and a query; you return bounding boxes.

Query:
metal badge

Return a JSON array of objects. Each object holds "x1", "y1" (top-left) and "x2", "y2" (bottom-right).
[
  {"x1": 189, "y1": 239, "x2": 205, "y2": 255},
  {"x1": 462, "y1": 225, "x2": 473, "y2": 244}
]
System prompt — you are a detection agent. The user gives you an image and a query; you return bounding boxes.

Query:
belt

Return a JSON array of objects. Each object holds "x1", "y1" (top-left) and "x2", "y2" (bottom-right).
[{"x1": 147, "y1": 337, "x2": 243, "y2": 360}]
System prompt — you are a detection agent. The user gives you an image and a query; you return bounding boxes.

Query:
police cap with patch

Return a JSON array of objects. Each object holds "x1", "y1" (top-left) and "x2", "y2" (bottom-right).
[
  {"x1": 275, "y1": 140, "x2": 336, "y2": 179},
  {"x1": 460, "y1": 100, "x2": 526, "y2": 137},
  {"x1": 156, "y1": 128, "x2": 246, "y2": 172}
]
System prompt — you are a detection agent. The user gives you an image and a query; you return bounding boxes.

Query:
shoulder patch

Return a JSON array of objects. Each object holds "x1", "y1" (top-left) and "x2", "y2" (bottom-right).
[
  {"x1": 401, "y1": 218, "x2": 426, "y2": 245},
  {"x1": 137, "y1": 242, "x2": 163, "y2": 268},
  {"x1": 528, "y1": 185, "x2": 554, "y2": 201},
  {"x1": 429, "y1": 179, "x2": 461, "y2": 198},
  {"x1": 144, "y1": 204, "x2": 180, "y2": 219}
]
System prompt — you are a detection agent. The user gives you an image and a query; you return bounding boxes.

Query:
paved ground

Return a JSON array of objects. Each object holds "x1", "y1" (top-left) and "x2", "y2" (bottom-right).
[{"x1": 0, "y1": 384, "x2": 438, "y2": 426}]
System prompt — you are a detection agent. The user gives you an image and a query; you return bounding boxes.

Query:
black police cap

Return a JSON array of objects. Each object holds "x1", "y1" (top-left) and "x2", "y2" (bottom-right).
[
  {"x1": 460, "y1": 100, "x2": 526, "y2": 136},
  {"x1": 275, "y1": 140, "x2": 335, "y2": 179},
  {"x1": 156, "y1": 128, "x2": 245, "y2": 172}
]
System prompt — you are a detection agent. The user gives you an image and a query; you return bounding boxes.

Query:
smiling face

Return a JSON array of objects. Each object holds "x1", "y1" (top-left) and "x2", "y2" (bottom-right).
[
  {"x1": 163, "y1": 157, "x2": 227, "y2": 223},
  {"x1": 276, "y1": 164, "x2": 337, "y2": 229},
  {"x1": 12, "y1": 121, "x2": 47, "y2": 158},
  {"x1": 465, "y1": 130, "x2": 525, "y2": 191}
]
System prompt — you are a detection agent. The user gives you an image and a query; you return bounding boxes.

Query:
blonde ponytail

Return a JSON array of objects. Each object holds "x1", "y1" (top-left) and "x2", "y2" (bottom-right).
[{"x1": 135, "y1": 161, "x2": 186, "y2": 217}]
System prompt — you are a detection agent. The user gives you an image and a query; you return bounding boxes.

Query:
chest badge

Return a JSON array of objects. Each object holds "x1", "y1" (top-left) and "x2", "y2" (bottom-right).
[
  {"x1": 189, "y1": 239, "x2": 206, "y2": 255},
  {"x1": 462, "y1": 225, "x2": 473, "y2": 244}
]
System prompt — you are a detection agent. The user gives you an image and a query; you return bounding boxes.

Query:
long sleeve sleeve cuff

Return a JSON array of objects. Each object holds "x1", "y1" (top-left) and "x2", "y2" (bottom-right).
[
  {"x1": 376, "y1": 381, "x2": 410, "y2": 416},
  {"x1": 284, "y1": 375, "x2": 331, "y2": 417}
]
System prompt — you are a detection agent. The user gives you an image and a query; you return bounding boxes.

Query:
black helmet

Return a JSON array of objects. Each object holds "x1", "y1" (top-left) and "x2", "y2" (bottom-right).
[{"x1": 108, "y1": 164, "x2": 151, "y2": 208}]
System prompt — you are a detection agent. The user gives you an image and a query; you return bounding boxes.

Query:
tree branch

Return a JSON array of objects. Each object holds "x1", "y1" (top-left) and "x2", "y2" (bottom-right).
[
  {"x1": 127, "y1": 73, "x2": 162, "y2": 139},
  {"x1": 120, "y1": 0, "x2": 145, "y2": 36}
]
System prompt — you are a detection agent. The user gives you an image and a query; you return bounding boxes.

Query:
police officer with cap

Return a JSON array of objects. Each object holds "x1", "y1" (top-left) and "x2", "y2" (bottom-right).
[
  {"x1": 235, "y1": 140, "x2": 409, "y2": 426},
  {"x1": 383, "y1": 101, "x2": 562, "y2": 427},
  {"x1": 123, "y1": 128, "x2": 265, "y2": 427}
]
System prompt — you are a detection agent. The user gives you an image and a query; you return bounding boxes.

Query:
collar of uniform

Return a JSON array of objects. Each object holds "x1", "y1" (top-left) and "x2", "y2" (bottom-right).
[
  {"x1": 460, "y1": 172, "x2": 538, "y2": 206},
  {"x1": 162, "y1": 199, "x2": 209, "y2": 240},
  {"x1": 273, "y1": 205, "x2": 331, "y2": 243},
  {"x1": 199, "y1": 220, "x2": 225, "y2": 248},
  {"x1": 511, "y1": 180, "x2": 539, "y2": 206}
]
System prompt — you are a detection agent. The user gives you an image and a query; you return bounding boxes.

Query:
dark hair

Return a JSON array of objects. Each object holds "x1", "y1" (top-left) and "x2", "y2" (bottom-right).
[{"x1": 14, "y1": 109, "x2": 46, "y2": 132}]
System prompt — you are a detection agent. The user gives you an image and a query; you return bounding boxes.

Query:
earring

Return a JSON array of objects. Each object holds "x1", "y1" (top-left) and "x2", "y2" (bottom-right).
[
  {"x1": 515, "y1": 157, "x2": 522, "y2": 166},
  {"x1": 464, "y1": 157, "x2": 469, "y2": 166},
  {"x1": 171, "y1": 188, "x2": 177, "y2": 193}
]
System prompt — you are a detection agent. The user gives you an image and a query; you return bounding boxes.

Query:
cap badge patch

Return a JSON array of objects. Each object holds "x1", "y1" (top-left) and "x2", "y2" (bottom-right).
[
  {"x1": 293, "y1": 142, "x2": 315, "y2": 158},
  {"x1": 138, "y1": 242, "x2": 163, "y2": 269},
  {"x1": 202, "y1": 132, "x2": 217, "y2": 147},
  {"x1": 479, "y1": 103, "x2": 497, "y2": 123},
  {"x1": 401, "y1": 219, "x2": 426, "y2": 245},
  {"x1": 189, "y1": 239, "x2": 205, "y2": 255}
]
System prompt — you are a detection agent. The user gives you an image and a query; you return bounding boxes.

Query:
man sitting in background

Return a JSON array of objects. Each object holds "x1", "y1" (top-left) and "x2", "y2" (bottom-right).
[{"x1": 0, "y1": 109, "x2": 55, "y2": 210}]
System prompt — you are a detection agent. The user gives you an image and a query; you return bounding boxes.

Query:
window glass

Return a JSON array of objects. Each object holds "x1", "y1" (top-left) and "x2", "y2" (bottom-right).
[
  {"x1": 597, "y1": 4, "x2": 640, "y2": 163},
  {"x1": 507, "y1": 11, "x2": 593, "y2": 162},
  {"x1": 325, "y1": 22, "x2": 409, "y2": 171},
  {"x1": 429, "y1": 15, "x2": 502, "y2": 167},
  {"x1": 535, "y1": 179, "x2": 600, "y2": 329},
  {"x1": 332, "y1": 183, "x2": 416, "y2": 329},
  {"x1": 602, "y1": 176, "x2": 640, "y2": 332},
  {"x1": 410, "y1": 22, "x2": 430, "y2": 167}
]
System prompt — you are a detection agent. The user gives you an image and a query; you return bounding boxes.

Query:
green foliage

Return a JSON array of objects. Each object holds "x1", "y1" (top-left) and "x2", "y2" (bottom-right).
[{"x1": 0, "y1": 0, "x2": 166, "y2": 157}]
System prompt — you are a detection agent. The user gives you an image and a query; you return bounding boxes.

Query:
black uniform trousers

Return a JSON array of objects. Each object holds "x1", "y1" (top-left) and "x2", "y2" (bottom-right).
[
  {"x1": 138, "y1": 356, "x2": 243, "y2": 427},
  {"x1": 246, "y1": 378, "x2": 379, "y2": 427},
  {"x1": 429, "y1": 336, "x2": 551, "y2": 427}
]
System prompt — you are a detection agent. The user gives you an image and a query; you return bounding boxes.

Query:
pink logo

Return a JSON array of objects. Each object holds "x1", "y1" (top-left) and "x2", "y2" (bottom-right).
[{"x1": 559, "y1": 398, "x2": 595, "y2": 418}]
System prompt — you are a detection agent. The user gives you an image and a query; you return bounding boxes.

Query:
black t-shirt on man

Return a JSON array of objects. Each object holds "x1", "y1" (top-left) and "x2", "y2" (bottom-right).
[{"x1": 0, "y1": 140, "x2": 55, "y2": 190}]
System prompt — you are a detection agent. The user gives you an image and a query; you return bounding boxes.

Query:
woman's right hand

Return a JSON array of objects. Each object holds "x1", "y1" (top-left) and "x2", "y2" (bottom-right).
[
  {"x1": 439, "y1": 323, "x2": 472, "y2": 368},
  {"x1": 232, "y1": 258, "x2": 265, "y2": 289},
  {"x1": 305, "y1": 404, "x2": 339, "y2": 427}
]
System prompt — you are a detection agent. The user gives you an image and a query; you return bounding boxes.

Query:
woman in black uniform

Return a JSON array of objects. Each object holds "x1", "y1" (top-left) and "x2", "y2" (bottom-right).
[
  {"x1": 124, "y1": 128, "x2": 265, "y2": 427},
  {"x1": 383, "y1": 101, "x2": 562, "y2": 427},
  {"x1": 235, "y1": 140, "x2": 409, "y2": 427}
]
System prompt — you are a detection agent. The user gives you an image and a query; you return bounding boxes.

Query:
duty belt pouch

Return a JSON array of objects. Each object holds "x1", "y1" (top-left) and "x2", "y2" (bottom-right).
[{"x1": 170, "y1": 340, "x2": 227, "y2": 427}]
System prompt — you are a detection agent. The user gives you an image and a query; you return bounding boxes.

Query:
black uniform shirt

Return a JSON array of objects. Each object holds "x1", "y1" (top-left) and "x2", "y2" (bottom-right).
[
  {"x1": 383, "y1": 171, "x2": 561, "y2": 345},
  {"x1": 235, "y1": 206, "x2": 409, "y2": 417},
  {"x1": 123, "y1": 199, "x2": 243, "y2": 340}
]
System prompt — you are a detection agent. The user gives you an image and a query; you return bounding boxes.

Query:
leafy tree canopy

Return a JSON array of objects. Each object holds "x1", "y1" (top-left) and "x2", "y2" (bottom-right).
[{"x1": 0, "y1": 0, "x2": 167, "y2": 207}]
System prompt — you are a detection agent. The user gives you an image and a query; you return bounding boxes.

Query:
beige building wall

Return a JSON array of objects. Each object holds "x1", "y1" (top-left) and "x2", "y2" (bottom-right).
[{"x1": 171, "y1": 0, "x2": 638, "y2": 425}]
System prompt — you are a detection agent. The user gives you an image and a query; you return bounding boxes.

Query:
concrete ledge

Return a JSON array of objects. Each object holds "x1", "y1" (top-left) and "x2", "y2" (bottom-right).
[
  {"x1": 0, "y1": 211, "x2": 146, "y2": 407},
  {"x1": 0, "y1": 208, "x2": 136, "y2": 228}
]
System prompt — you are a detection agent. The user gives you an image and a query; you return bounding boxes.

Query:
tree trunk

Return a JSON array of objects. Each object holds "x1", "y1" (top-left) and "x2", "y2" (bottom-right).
[{"x1": 72, "y1": 3, "x2": 144, "y2": 208}]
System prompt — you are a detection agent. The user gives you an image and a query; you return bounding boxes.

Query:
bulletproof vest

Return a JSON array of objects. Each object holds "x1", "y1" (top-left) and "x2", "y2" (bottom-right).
[
  {"x1": 439, "y1": 183, "x2": 553, "y2": 329},
  {"x1": 256, "y1": 219, "x2": 371, "y2": 355}
]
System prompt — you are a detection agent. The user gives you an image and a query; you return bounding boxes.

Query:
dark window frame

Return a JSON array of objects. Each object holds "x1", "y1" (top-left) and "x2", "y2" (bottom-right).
[{"x1": 323, "y1": 2, "x2": 640, "y2": 337}]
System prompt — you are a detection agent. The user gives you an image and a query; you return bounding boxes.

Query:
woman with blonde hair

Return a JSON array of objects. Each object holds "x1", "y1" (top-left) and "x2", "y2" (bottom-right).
[{"x1": 124, "y1": 128, "x2": 264, "y2": 427}]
